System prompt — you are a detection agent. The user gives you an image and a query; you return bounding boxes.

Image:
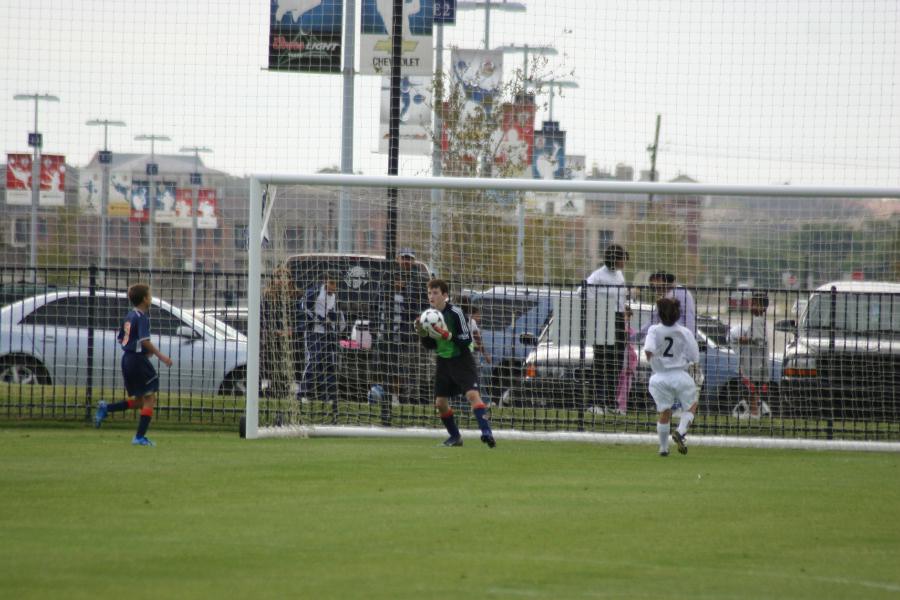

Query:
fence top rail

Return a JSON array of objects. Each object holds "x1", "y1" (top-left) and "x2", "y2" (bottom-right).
[{"x1": 249, "y1": 173, "x2": 900, "y2": 199}]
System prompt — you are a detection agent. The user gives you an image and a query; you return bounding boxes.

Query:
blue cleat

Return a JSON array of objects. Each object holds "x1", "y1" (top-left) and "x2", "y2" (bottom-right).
[
  {"x1": 442, "y1": 436, "x2": 463, "y2": 447},
  {"x1": 94, "y1": 401, "x2": 108, "y2": 428},
  {"x1": 480, "y1": 433, "x2": 496, "y2": 449},
  {"x1": 132, "y1": 436, "x2": 155, "y2": 447}
]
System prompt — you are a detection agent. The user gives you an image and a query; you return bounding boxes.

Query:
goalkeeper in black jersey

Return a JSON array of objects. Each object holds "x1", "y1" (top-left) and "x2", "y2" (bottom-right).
[{"x1": 415, "y1": 279, "x2": 496, "y2": 448}]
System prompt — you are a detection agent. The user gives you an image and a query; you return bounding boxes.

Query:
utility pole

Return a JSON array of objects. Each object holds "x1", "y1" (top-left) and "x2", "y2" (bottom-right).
[
  {"x1": 13, "y1": 92, "x2": 59, "y2": 271},
  {"x1": 647, "y1": 113, "x2": 661, "y2": 204},
  {"x1": 135, "y1": 134, "x2": 171, "y2": 271},
  {"x1": 338, "y1": 0, "x2": 356, "y2": 252},
  {"x1": 179, "y1": 145, "x2": 212, "y2": 287},
  {"x1": 86, "y1": 119, "x2": 126, "y2": 270}
]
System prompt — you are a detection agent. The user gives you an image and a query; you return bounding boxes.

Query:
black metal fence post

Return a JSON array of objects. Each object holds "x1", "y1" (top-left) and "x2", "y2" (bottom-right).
[{"x1": 85, "y1": 265, "x2": 98, "y2": 422}]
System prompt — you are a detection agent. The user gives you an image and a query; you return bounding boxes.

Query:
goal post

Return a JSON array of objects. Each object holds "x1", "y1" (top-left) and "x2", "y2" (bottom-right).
[{"x1": 244, "y1": 173, "x2": 900, "y2": 450}]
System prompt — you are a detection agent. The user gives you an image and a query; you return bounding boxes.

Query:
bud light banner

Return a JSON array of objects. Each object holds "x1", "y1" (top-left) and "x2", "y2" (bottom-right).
[
  {"x1": 269, "y1": 0, "x2": 343, "y2": 73},
  {"x1": 360, "y1": 0, "x2": 433, "y2": 75},
  {"x1": 533, "y1": 121, "x2": 566, "y2": 180}
]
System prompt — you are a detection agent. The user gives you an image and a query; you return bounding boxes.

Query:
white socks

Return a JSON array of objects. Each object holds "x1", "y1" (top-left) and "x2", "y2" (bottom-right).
[
  {"x1": 678, "y1": 411, "x2": 695, "y2": 436},
  {"x1": 657, "y1": 422, "x2": 670, "y2": 453}
]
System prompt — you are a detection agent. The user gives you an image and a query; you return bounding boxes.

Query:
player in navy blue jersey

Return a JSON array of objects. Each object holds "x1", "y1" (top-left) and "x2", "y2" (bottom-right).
[{"x1": 94, "y1": 283, "x2": 172, "y2": 446}]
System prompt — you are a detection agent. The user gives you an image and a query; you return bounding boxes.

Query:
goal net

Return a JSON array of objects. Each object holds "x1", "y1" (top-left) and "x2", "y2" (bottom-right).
[{"x1": 244, "y1": 174, "x2": 900, "y2": 448}]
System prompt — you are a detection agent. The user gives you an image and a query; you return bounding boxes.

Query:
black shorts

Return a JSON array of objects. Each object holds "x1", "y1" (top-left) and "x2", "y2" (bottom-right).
[
  {"x1": 434, "y1": 354, "x2": 479, "y2": 398},
  {"x1": 121, "y1": 352, "x2": 159, "y2": 398}
]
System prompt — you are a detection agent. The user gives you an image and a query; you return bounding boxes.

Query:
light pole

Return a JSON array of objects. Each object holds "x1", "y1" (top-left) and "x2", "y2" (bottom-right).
[
  {"x1": 134, "y1": 134, "x2": 170, "y2": 271},
  {"x1": 86, "y1": 119, "x2": 126, "y2": 270},
  {"x1": 13, "y1": 92, "x2": 59, "y2": 271},
  {"x1": 495, "y1": 44, "x2": 557, "y2": 90},
  {"x1": 457, "y1": 1, "x2": 526, "y2": 50},
  {"x1": 178, "y1": 145, "x2": 212, "y2": 283},
  {"x1": 536, "y1": 79, "x2": 579, "y2": 123}
]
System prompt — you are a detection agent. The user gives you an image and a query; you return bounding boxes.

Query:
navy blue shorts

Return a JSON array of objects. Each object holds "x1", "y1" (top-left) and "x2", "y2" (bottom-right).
[
  {"x1": 121, "y1": 353, "x2": 159, "y2": 398},
  {"x1": 434, "y1": 354, "x2": 479, "y2": 398}
]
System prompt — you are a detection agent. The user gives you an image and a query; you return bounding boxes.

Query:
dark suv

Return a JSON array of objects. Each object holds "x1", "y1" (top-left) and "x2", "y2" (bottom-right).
[
  {"x1": 283, "y1": 253, "x2": 433, "y2": 403},
  {"x1": 778, "y1": 281, "x2": 900, "y2": 420}
]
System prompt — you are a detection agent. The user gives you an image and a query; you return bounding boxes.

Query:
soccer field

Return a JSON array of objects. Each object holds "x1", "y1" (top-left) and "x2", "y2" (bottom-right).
[{"x1": 1, "y1": 428, "x2": 899, "y2": 599}]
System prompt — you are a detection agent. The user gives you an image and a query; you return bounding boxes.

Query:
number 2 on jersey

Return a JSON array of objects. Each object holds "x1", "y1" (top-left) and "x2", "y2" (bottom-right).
[{"x1": 663, "y1": 336, "x2": 674, "y2": 357}]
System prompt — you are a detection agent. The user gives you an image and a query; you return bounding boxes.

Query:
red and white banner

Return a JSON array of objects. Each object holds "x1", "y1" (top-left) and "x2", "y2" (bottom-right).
[
  {"x1": 5, "y1": 153, "x2": 66, "y2": 206},
  {"x1": 197, "y1": 188, "x2": 218, "y2": 229},
  {"x1": 492, "y1": 96, "x2": 536, "y2": 177},
  {"x1": 173, "y1": 188, "x2": 194, "y2": 228}
]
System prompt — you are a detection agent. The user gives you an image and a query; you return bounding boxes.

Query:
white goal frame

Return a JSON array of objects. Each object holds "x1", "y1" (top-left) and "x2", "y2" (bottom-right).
[{"x1": 246, "y1": 173, "x2": 900, "y2": 452}]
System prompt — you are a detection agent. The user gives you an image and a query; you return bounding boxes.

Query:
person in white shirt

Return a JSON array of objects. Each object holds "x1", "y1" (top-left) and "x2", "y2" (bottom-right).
[
  {"x1": 586, "y1": 244, "x2": 629, "y2": 414},
  {"x1": 728, "y1": 291, "x2": 771, "y2": 418},
  {"x1": 643, "y1": 298, "x2": 700, "y2": 456}
]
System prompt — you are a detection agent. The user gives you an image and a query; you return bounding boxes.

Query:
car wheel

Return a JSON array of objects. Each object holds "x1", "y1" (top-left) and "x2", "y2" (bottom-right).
[
  {"x1": 0, "y1": 358, "x2": 49, "y2": 385},
  {"x1": 219, "y1": 367, "x2": 247, "y2": 396}
]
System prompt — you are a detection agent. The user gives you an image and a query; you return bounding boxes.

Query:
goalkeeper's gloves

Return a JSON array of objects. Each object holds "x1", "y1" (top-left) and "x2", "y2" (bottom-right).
[
  {"x1": 432, "y1": 325, "x2": 452, "y2": 341},
  {"x1": 414, "y1": 318, "x2": 428, "y2": 337}
]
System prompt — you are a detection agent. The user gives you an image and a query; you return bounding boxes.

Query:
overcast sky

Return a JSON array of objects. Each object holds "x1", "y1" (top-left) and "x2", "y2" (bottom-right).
[{"x1": 1, "y1": 0, "x2": 898, "y2": 185}]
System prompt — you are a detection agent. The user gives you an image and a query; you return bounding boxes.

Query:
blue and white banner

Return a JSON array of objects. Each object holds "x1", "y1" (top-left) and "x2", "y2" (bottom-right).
[
  {"x1": 533, "y1": 121, "x2": 566, "y2": 179},
  {"x1": 269, "y1": 0, "x2": 343, "y2": 73},
  {"x1": 360, "y1": 0, "x2": 433, "y2": 75},
  {"x1": 79, "y1": 169, "x2": 102, "y2": 215},
  {"x1": 154, "y1": 181, "x2": 177, "y2": 223},
  {"x1": 378, "y1": 75, "x2": 433, "y2": 155}
]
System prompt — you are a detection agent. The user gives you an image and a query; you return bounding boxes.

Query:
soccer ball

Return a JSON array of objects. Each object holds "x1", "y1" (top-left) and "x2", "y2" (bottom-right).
[{"x1": 419, "y1": 308, "x2": 446, "y2": 339}]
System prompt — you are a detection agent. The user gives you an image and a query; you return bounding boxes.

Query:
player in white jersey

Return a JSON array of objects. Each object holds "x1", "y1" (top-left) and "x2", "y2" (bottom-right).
[{"x1": 643, "y1": 298, "x2": 700, "y2": 456}]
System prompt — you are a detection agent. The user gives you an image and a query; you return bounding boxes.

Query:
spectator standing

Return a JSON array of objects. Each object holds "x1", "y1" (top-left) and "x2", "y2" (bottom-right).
[
  {"x1": 380, "y1": 260, "x2": 426, "y2": 405},
  {"x1": 640, "y1": 271, "x2": 697, "y2": 336},
  {"x1": 586, "y1": 244, "x2": 630, "y2": 414},
  {"x1": 729, "y1": 291, "x2": 771, "y2": 419},
  {"x1": 261, "y1": 267, "x2": 294, "y2": 398},
  {"x1": 299, "y1": 273, "x2": 342, "y2": 409}
]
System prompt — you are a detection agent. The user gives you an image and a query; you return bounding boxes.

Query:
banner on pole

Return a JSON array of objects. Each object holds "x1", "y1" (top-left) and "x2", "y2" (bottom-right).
[
  {"x1": 79, "y1": 169, "x2": 102, "y2": 214},
  {"x1": 269, "y1": 0, "x2": 343, "y2": 73},
  {"x1": 4, "y1": 153, "x2": 65, "y2": 206},
  {"x1": 108, "y1": 172, "x2": 132, "y2": 218},
  {"x1": 378, "y1": 75, "x2": 432, "y2": 155},
  {"x1": 154, "y1": 181, "x2": 177, "y2": 223},
  {"x1": 197, "y1": 188, "x2": 218, "y2": 229},
  {"x1": 360, "y1": 0, "x2": 433, "y2": 75},
  {"x1": 173, "y1": 188, "x2": 194, "y2": 229},
  {"x1": 533, "y1": 121, "x2": 566, "y2": 180},
  {"x1": 130, "y1": 180, "x2": 149, "y2": 222}
]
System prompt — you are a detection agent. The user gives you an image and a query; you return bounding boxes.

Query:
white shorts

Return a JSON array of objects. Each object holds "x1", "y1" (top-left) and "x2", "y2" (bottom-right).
[{"x1": 649, "y1": 370, "x2": 698, "y2": 413}]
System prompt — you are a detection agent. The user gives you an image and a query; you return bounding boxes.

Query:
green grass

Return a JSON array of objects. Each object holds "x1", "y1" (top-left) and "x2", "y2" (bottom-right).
[{"x1": 2, "y1": 428, "x2": 899, "y2": 599}]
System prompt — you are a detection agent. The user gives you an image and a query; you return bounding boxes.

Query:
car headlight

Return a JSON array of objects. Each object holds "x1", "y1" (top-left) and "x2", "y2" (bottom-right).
[{"x1": 783, "y1": 355, "x2": 817, "y2": 377}]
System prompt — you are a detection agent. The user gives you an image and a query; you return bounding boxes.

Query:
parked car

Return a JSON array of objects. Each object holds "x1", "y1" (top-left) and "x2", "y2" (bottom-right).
[
  {"x1": 466, "y1": 286, "x2": 556, "y2": 401},
  {"x1": 192, "y1": 306, "x2": 248, "y2": 335},
  {"x1": 518, "y1": 306, "x2": 782, "y2": 414},
  {"x1": 0, "y1": 290, "x2": 249, "y2": 395},
  {"x1": 283, "y1": 253, "x2": 433, "y2": 403},
  {"x1": 728, "y1": 285, "x2": 753, "y2": 311},
  {"x1": 777, "y1": 281, "x2": 900, "y2": 420}
]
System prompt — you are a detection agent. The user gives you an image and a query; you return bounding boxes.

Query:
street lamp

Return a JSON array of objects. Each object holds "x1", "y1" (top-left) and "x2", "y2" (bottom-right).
[
  {"x1": 86, "y1": 119, "x2": 126, "y2": 270},
  {"x1": 178, "y1": 145, "x2": 212, "y2": 277},
  {"x1": 494, "y1": 44, "x2": 557, "y2": 91},
  {"x1": 534, "y1": 79, "x2": 579, "y2": 122},
  {"x1": 135, "y1": 134, "x2": 171, "y2": 271},
  {"x1": 13, "y1": 92, "x2": 59, "y2": 271},
  {"x1": 457, "y1": 1, "x2": 526, "y2": 50}
]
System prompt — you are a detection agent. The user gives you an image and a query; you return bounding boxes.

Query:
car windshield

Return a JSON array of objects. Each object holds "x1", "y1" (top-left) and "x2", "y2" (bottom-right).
[
  {"x1": 804, "y1": 292, "x2": 900, "y2": 334},
  {"x1": 190, "y1": 311, "x2": 246, "y2": 341},
  {"x1": 473, "y1": 298, "x2": 538, "y2": 331}
]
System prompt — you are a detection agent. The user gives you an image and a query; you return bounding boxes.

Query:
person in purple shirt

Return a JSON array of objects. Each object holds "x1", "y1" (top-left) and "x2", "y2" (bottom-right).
[{"x1": 94, "y1": 283, "x2": 172, "y2": 446}]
